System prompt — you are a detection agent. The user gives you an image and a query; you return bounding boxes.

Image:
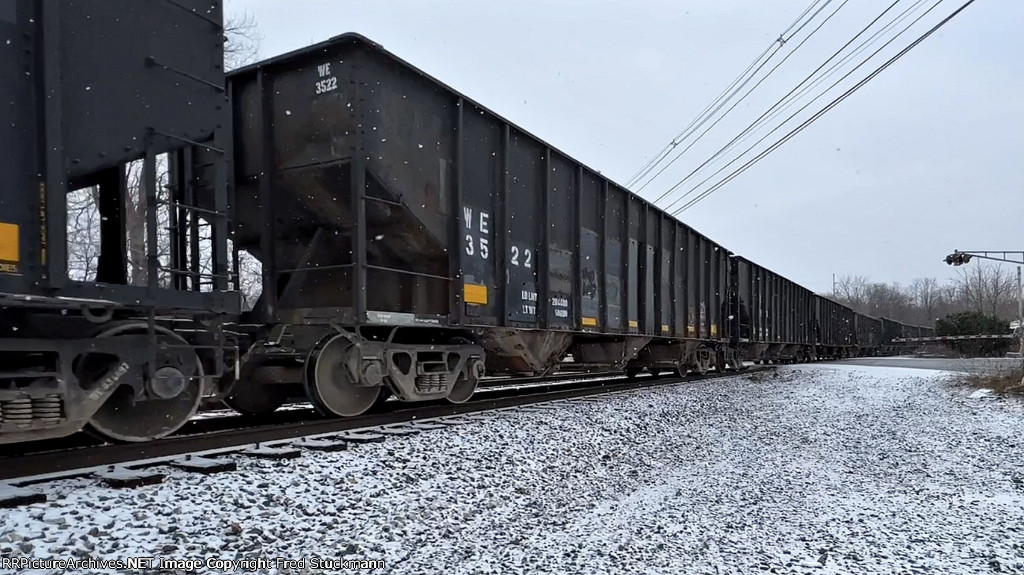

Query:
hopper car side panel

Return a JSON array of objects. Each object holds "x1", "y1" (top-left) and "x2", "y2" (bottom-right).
[
  {"x1": 226, "y1": 34, "x2": 744, "y2": 379},
  {"x1": 0, "y1": 0, "x2": 237, "y2": 445}
]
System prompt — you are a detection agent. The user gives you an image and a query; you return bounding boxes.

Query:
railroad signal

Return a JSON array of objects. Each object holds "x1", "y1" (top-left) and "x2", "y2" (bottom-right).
[
  {"x1": 943, "y1": 250, "x2": 1024, "y2": 266},
  {"x1": 944, "y1": 252, "x2": 972, "y2": 266}
]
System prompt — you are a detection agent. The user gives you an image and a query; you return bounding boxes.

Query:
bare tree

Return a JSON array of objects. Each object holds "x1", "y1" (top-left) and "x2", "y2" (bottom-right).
[
  {"x1": 951, "y1": 263, "x2": 1012, "y2": 316},
  {"x1": 224, "y1": 12, "x2": 262, "y2": 70},
  {"x1": 985, "y1": 265, "x2": 1015, "y2": 317},
  {"x1": 836, "y1": 275, "x2": 869, "y2": 306},
  {"x1": 123, "y1": 157, "x2": 171, "y2": 287},
  {"x1": 910, "y1": 277, "x2": 941, "y2": 323},
  {"x1": 954, "y1": 265, "x2": 985, "y2": 314},
  {"x1": 66, "y1": 187, "x2": 101, "y2": 281}
]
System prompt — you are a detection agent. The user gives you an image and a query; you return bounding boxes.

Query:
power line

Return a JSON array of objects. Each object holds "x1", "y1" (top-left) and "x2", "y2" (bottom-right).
[
  {"x1": 642, "y1": 0, "x2": 852, "y2": 204},
  {"x1": 658, "y1": 0, "x2": 945, "y2": 213},
  {"x1": 671, "y1": 0, "x2": 978, "y2": 215},
  {"x1": 671, "y1": 0, "x2": 950, "y2": 214},
  {"x1": 659, "y1": 0, "x2": 933, "y2": 210},
  {"x1": 657, "y1": 0, "x2": 929, "y2": 213},
  {"x1": 626, "y1": 44, "x2": 781, "y2": 188},
  {"x1": 632, "y1": 0, "x2": 836, "y2": 191},
  {"x1": 625, "y1": 0, "x2": 830, "y2": 188}
]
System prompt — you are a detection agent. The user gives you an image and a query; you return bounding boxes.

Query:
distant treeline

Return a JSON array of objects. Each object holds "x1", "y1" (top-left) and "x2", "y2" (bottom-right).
[{"x1": 829, "y1": 262, "x2": 1020, "y2": 329}]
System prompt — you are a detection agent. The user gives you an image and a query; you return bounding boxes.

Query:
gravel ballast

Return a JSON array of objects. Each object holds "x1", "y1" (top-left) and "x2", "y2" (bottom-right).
[{"x1": 2, "y1": 364, "x2": 1023, "y2": 574}]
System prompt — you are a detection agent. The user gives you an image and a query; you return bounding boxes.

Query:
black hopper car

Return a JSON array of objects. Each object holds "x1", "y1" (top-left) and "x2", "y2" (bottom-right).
[{"x1": 0, "y1": 4, "x2": 933, "y2": 445}]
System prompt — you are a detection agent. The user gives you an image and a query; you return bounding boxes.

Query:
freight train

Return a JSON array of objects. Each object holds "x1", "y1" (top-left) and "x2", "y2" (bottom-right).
[{"x1": 0, "y1": 2, "x2": 933, "y2": 445}]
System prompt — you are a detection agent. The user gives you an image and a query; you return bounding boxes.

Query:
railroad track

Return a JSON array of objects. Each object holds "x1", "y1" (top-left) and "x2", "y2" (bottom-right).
[
  {"x1": 1, "y1": 370, "x2": 627, "y2": 458},
  {"x1": 0, "y1": 368, "x2": 765, "y2": 485},
  {"x1": 192, "y1": 368, "x2": 620, "y2": 414}
]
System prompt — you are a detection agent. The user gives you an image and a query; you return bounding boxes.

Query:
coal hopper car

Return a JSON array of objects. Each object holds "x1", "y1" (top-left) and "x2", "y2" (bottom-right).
[
  {"x1": 0, "y1": 1, "x2": 238, "y2": 444},
  {"x1": 728, "y1": 256, "x2": 821, "y2": 363},
  {"x1": 215, "y1": 33, "x2": 759, "y2": 417},
  {"x1": 854, "y1": 313, "x2": 884, "y2": 355},
  {"x1": 815, "y1": 297, "x2": 857, "y2": 358}
]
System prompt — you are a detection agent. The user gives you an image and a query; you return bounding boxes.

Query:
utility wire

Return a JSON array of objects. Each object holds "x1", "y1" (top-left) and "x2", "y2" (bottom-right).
[
  {"x1": 631, "y1": 0, "x2": 834, "y2": 190},
  {"x1": 669, "y1": 0, "x2": 947, "y2": 214},
  {"x1": 658, "y1": 0, "x2": 945, "y2": 213},
  {"x1": 625, "y1": 0, "x2": 829, "y2": 188},
  {"x1": 643, "y1": 0, "x2": 852, "y2": 204},
  {"x1": 658, "y1": 0, "x2": 931, "y2": 209},
  {"x1": 724, "y1": 0, "x2": 932, "y2": 152},
  {"x1": 626, "y1": 44, "x2": 780, "y2": 188},
  {"x1": 672, "y1": 0, "x2": 977, "y2": 215}
]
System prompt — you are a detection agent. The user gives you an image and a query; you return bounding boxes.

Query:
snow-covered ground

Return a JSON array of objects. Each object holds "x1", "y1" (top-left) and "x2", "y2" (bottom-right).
[{"x1": 2, "y1": 364, "x2": 1023, "y2": 575}]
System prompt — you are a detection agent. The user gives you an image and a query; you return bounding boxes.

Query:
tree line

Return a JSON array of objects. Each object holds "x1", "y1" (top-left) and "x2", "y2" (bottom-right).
[{"x1": 831, "y1": 263, "x2": 1022, "y2": 330}]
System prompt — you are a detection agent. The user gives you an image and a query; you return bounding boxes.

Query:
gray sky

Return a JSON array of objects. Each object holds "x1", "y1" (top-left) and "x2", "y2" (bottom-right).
[{"x1": 227, "y1": 0, "x2": 1023, "y2": 294}]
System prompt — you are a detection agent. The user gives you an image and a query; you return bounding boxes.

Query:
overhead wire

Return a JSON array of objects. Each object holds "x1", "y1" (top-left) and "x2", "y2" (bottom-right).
[
  {"x1": 631, "y1": 0, "x2": 835, "y2": 191},
  {"x1": 723, "y1": 0, "x2": 933, "y2": 154},
  {"x1": 625, "y1": 0, "x2": 830, "y2": 188},
  {"x1": 670, "y1": 0, "x2": 977, "y2": 215},
  {"x1": 643, "y1": 0, "x2": 853, "y2": 204},
  {"x1": 655, "y1": 0, "x2": 944, "y2": 213},
  {"x1": 655, "y1": 0, "x2": 932, "y2": 211},
  {"x1": 626, "y1": 44, "x2": 780, "y2": 187}
]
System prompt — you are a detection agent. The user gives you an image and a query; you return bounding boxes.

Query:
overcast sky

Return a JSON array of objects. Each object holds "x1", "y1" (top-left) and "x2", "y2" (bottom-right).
[{"x1": 226, "y1": 0, "x2": 1023, "y2": 294}]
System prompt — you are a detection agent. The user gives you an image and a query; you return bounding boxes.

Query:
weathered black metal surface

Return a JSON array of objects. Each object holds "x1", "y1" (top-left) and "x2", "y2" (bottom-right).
[
  {"x1": 58, "y1": 0, "x2": 225, "y2": 177},
  {"x1": 226, "y1": 34, "x2": 739, "y2": 342},
  {"x1": 855, "y1": 313, "x2": 884, "y2": 349},
  {"x1": 0, "y1": 0, "x2": 234, "y2": 314},
  {"x1": 0, "y1": 3, "x2": 39, "y2": 288},
  {"x1": 817, "y1": 296, "x2": 857, "y2": 347},
  {"x1": 730, "y1": 256, "x2": 818, "y2": 346}
]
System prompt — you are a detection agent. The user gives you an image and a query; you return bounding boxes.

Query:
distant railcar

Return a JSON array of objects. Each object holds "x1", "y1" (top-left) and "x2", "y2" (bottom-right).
[
  {"x1": 729, "y1": 257, "x2": 817, "y2": 363},
  {"x1": 854, "y1": 313, "x2": 884, "y2": 354}
]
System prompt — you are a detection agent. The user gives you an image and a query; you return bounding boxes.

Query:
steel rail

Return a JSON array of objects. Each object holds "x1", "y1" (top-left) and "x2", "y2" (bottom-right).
[{"x1": 0, "y1": 368, "x2": 765, "y2": 483}]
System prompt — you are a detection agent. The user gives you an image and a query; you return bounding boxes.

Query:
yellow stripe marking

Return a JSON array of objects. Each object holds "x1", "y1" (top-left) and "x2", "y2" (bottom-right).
[
  {"x1": 0, "y1": 223, "x2": 19, "y2": 264},
  {"x1": 464, "y1": 283, "x2": 488, "y2": 305}
]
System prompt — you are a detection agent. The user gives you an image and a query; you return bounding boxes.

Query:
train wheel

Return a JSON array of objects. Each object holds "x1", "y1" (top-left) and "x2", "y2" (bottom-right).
[
  {"x1": 447, "y1": 337, "x2": 484, "y2": 405},
  {"x1": 695, "y1": 349, "x2": 712, "y2": 376},
  {"x1": 714, "y1": 352, "x2": 727, "y2": 373},
  {"x1": 304, "y1": 333, "x2": 381, "y2": 417},
  {"x1": 221, "y1": 351, "x2": 290, "y2": 416},
  {"x1": 85, "y1": 323, "x2": 203, "y2": 443},
  {"x1": 222, "y1": 386, "x2": 289, "y2": 416}
]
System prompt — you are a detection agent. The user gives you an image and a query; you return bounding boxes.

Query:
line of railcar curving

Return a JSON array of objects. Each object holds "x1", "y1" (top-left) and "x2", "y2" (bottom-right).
[{"x1": 0, "y1": 6, "x2": 932, "y2": 445}]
